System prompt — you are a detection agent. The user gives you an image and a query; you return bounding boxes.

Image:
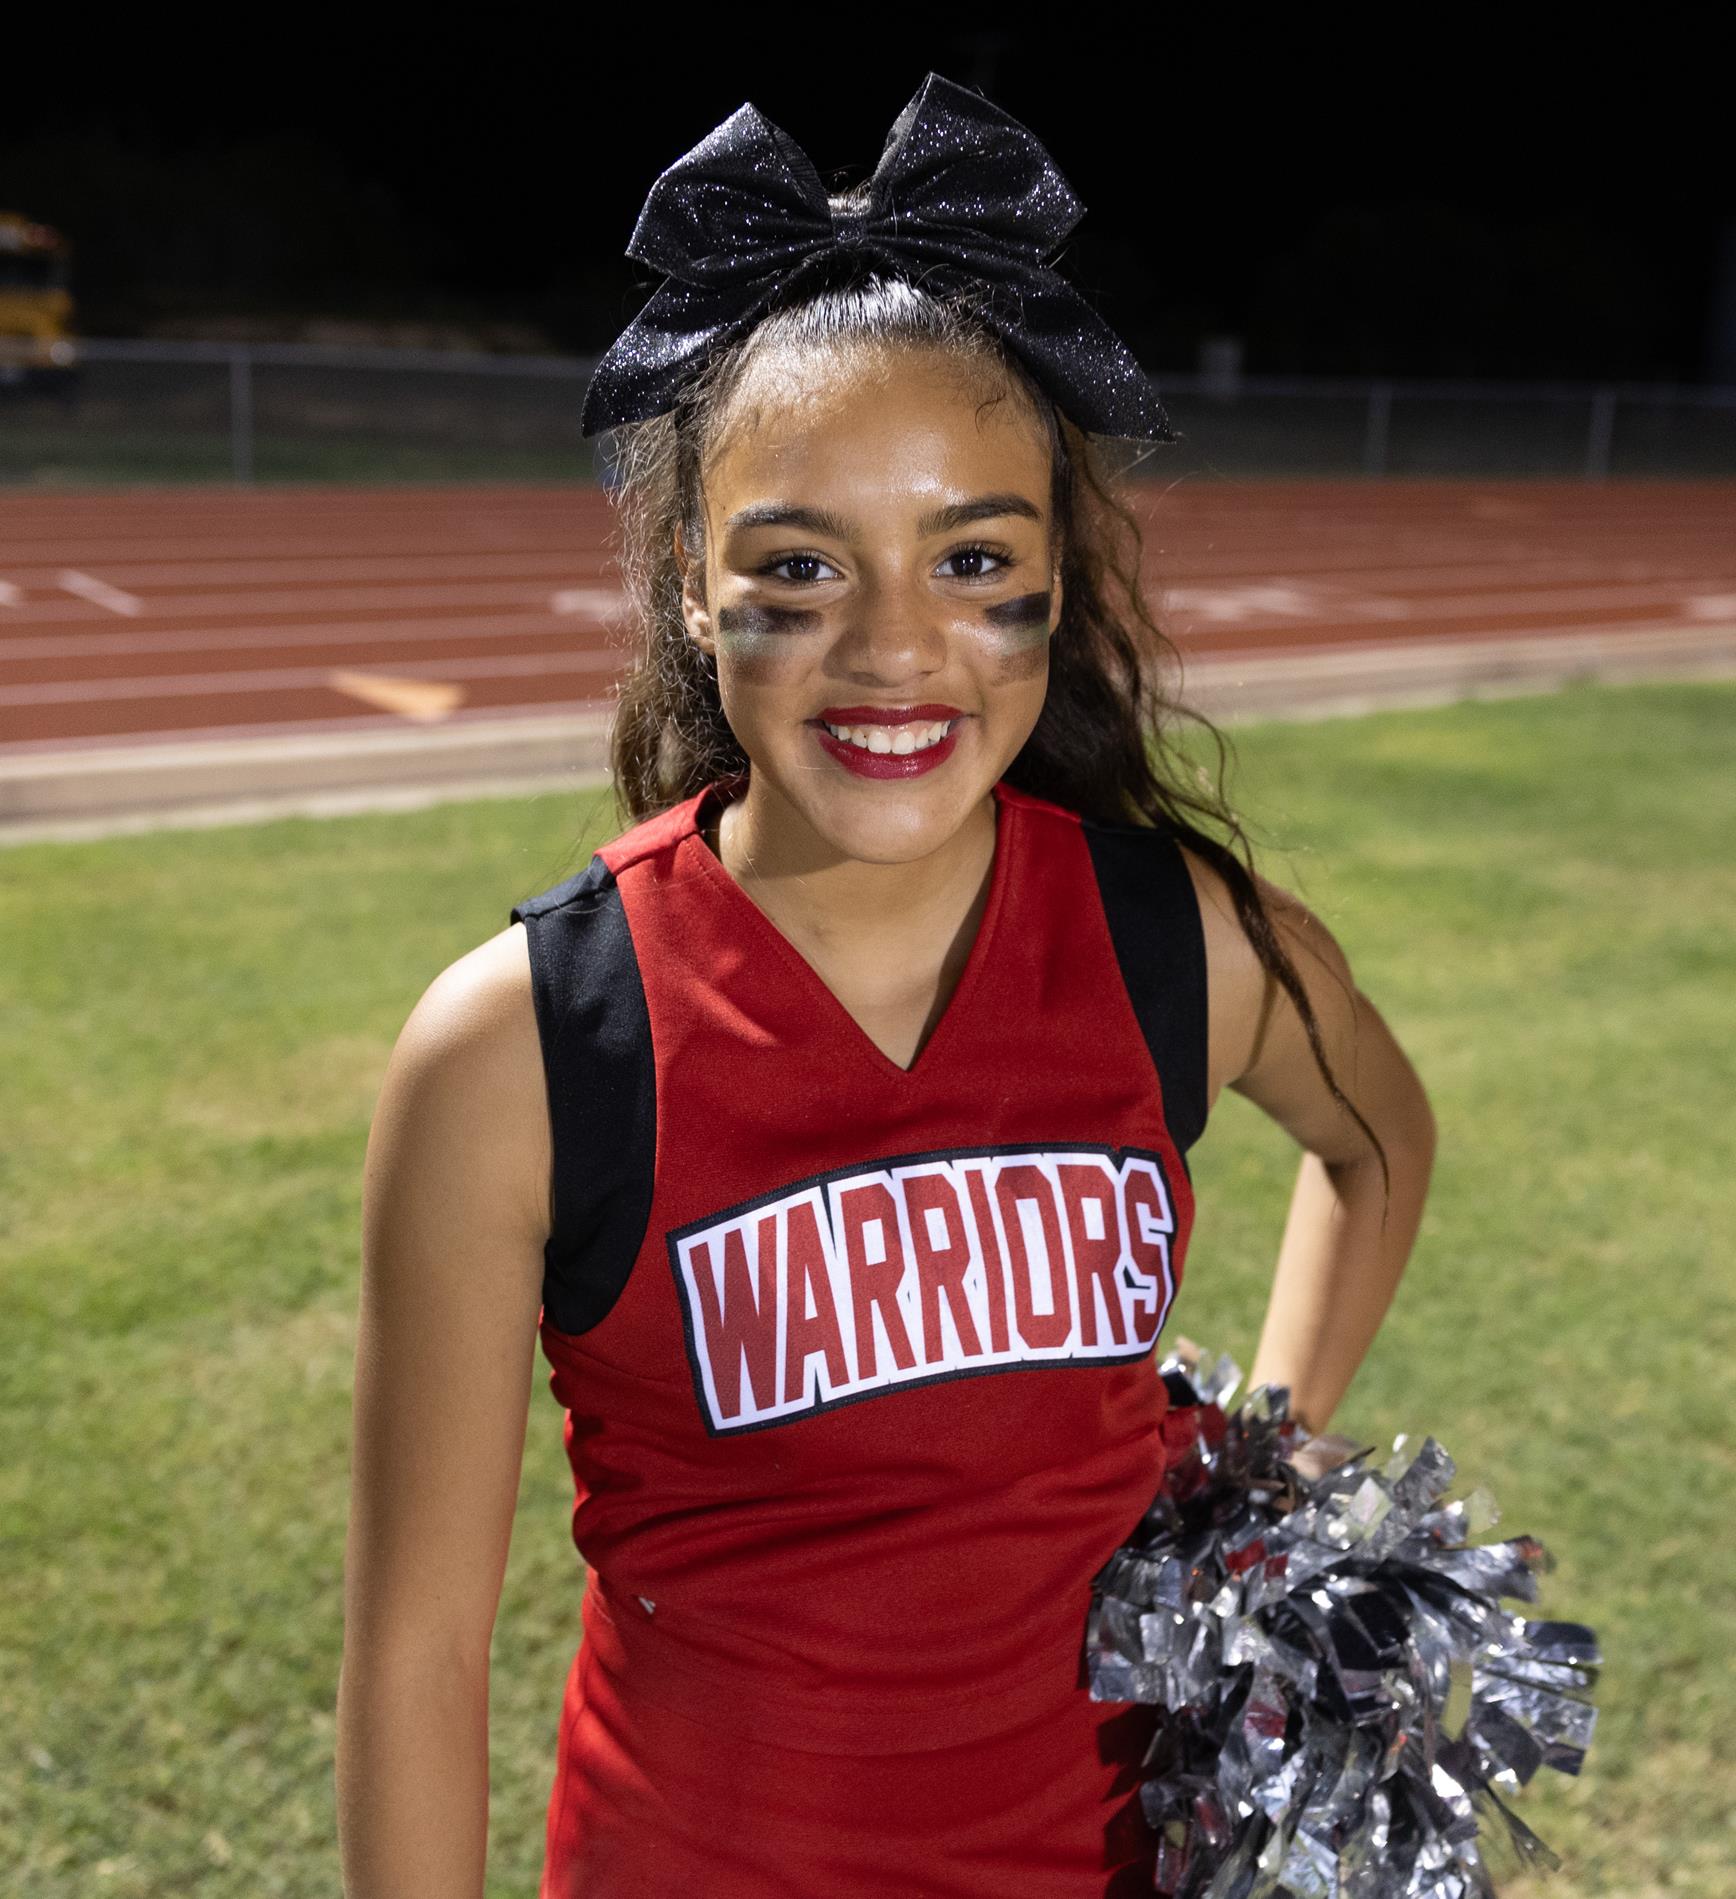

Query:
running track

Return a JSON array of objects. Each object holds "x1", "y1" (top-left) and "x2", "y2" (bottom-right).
[{"x1": 1, "y1": 477, "x2": 1732, "y2": 759}]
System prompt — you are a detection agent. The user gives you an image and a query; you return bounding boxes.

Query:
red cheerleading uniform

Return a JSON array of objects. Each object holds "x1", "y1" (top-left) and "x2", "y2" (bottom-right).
[{"x1": 508, "y1": 769, "x2": 1212, "y2": 1898}]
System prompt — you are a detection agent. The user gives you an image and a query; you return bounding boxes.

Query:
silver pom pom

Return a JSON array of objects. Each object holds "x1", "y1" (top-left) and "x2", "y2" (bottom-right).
[{"x1": 1085, "y1": 1344, "x2": 1601, "y2": 1897}]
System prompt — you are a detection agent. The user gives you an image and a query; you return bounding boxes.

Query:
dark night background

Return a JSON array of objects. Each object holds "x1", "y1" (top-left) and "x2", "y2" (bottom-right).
[{"x1": 5, "y1": 21, "x2": 1732, "y2": 382}]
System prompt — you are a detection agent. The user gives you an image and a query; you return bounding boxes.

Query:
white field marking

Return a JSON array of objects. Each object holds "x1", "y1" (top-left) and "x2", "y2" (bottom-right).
[
  {"x1": 0, "y1": 613, "x2": 619, "y2": 663},
  {"x1": 1685, "y1": 594, "x2": 1736, "y2": 620},
  {"x1": 1162, "y1": 562, "x2": 1736, "y2": 597},
  {"x1": 0, "y1": 581, "x2": 20, "y2": 607},
  {"x1": 1169, "y1": 579, "x2": 1736, "y2": 638},
  {"x1": 0, "y1": 698, "x2": 614, "y2": 759},
  {"x1": 0, "y1": 646, "x2": 622, "y2": 707},
  {"x1": 1164, "y1": 584, "x2": 1323, "y2": 623},
  {"x1": 0, "y1": 527, "x2": 602, "y2": 567},
  {"x1": 1298, "y1": 593, "x2": 1417, "y2": 621},
  {"x1": 1236, "y1": 558, "x2": 1657, "y2": 591},
  {"x1": 58, "y1": 570, "x2": 143, "y2": 616},
  {"x1": 0, "y1": 553, "x2": 612, "y2": 588},
  {"x1": 550, "y1": 586, "x2": 628, "y2": 616},
  {"x1": 326, "y1": 670, "x2": 466, "y2": 722},
  {"x1": 1180, "y1": 622, "x2": 1736, "y2": 672},
  {"x1": 29, "y1": 580, "x2": 610, "y2": 620}
]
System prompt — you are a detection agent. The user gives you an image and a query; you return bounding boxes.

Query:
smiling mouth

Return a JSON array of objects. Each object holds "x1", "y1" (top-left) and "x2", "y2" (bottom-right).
[
  {"x1": 815, "y1": 716, "x2": 962, "y2": 756},
  {"x1": 808, "y1": 704, "x2": 969, "y2": 757}
]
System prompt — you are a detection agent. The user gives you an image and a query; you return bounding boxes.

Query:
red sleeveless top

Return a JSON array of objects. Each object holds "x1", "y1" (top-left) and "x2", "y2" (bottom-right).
[{"x1": 509, "y1": 771, "x2": 1209, "y2": 1759}]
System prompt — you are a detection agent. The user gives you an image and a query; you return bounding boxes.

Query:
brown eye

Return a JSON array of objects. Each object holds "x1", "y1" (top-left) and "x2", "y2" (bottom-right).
[
  {"x1": 759, "y1": 552, "x2": 841, "y2": 584},
  {"x1": 937, "y1": 544, "x2": 1013, "y2": 581}
]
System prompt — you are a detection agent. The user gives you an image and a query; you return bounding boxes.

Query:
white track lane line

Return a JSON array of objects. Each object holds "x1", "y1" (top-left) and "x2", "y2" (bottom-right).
[
  {"x1": 19, "y1": 580, "x2": 626, "y2": 623},
  {"x1": 58, "y1": 571, "x2": 143, "y2": 617},
  {"x1": 550, "y1": 587, "x2": 628, "y2": 615},
  {"x1": 0, "y1": 647, "x2": 623, "y2": 707},
  {"x1": 3, "y1": 554, "x2": 612, "y2": 587},
  {"x1": 0, "y1": 613, "x2": 615, "y2": 663},
  {"x1": 1151, "y1": 556, "x2": 1736, "y2": 591},
  {"x1": 1167, "y1": 582, "x2": 1736, "y2": 637}
]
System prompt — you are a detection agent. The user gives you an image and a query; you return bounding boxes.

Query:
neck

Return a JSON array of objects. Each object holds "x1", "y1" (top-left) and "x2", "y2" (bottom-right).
[{"x1": 706, "y1": 774, "x2": 998, "y2": 962}]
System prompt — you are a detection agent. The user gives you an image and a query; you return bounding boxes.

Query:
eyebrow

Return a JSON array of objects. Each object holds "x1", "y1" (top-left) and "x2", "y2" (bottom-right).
[{"x1": 723, "y1": 492, "x2": 1044, "y2": 540}]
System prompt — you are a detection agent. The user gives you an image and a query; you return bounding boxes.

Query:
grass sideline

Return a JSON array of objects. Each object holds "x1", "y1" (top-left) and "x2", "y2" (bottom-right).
[{"x1": 2, "y1": 679, "x2": 1732, "y2": 1895}]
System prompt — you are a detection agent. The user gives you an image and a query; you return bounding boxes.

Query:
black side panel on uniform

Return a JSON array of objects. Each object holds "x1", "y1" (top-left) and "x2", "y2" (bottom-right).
[
  {"x1": 509, "y1": 856, "x2": 656, "y2": 1334},
  {"x1": 1081, "y1": 820, "x2": 1211, "y2": 1160}
]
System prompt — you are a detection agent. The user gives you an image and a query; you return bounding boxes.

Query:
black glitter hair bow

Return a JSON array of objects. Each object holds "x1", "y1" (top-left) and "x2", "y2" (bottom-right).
[{"x1": 580, "y1": 70, "x2": 1178, "y2": 444}]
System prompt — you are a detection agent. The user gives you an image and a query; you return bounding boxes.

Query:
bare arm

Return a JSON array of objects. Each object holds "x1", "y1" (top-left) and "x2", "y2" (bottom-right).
[
  {"x1": 337, "y1": 925, "x2": 551, "y2": 1899},
  {"x1": 1179, "y1": 849, "x2": 1438, "y2": 1442}
]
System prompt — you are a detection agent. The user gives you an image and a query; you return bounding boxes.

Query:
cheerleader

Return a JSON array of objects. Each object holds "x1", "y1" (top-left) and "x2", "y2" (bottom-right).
[{"x1": 336, "y1": 72, "x2": 1436, "y2": 1898}]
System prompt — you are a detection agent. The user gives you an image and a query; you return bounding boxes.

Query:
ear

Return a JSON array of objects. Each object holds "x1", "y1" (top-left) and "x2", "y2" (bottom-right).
[
  {"x1": 1049, "y1": 556, "x2": 1064, "y2": 638},
  {"x1": 674, "y1": 521, "x2": 716, "y2": 664}
]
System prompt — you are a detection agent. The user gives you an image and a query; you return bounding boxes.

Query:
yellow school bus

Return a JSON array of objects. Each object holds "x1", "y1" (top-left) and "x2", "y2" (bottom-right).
[{"x1": 0, "y1": 212, "x2": 78, "y2": 395}]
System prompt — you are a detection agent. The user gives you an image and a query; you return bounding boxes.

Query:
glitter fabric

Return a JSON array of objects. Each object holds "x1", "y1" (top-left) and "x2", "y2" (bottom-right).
[
  {"x1": 580, "y1": 71, "x2": 1178, "y2": 444},
  {"x1": 1085, "y1": 1343, "x2": 1603, "y2": 1897}
]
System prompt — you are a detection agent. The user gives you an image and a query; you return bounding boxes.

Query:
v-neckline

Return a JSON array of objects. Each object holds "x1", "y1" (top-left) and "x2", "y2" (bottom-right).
[{"x1": 688, "y1": 776, "x2": 1016, "y2": 1084}]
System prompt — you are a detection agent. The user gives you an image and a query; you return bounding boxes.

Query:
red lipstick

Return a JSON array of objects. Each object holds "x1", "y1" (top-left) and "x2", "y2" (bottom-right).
[
  {"x1": 808, "y1": 707, "x2": 966, "y2": 780},
  {"x1": 812, "y1": 704, "x2": 964, "y2": 724}
]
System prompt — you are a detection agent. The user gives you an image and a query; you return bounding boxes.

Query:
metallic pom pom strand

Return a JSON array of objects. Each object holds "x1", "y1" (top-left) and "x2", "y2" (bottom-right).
[{"x1": 1084, "y1": 1343, "x2": 1602, "y2": 1898}]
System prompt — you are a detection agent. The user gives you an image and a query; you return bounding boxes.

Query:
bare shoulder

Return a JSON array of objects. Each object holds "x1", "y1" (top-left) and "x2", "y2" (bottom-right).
[
  {"x1": 1174, "y1": 841, "x2": 1434, "y2": 1165},
  {"x1": 347, "y1": 921, "x2": 551, "y2": 1671},
  {"x1": 1173, "y1": 841, "x2": 1354, "y2": 1108},
  {"x1": 400, "y1": 920, "x2": 538, "y2": 1065},
  {"x1": 368, "y1": 921, "x2": 551, "y2": 1255}
]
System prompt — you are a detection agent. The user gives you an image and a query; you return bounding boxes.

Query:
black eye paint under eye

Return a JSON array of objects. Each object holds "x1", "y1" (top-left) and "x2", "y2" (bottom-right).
[
  {"x1": 981, "y1": 590, "x2": 1052, "y2": 632},
  {"x1": 718, "y1": 603, "x2": 823, "y2": 637}
]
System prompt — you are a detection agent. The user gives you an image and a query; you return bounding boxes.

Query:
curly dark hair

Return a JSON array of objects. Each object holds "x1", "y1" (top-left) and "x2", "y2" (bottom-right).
[{"x1": 586, "y1": 217, "x2": 1390, "y2": 1201}]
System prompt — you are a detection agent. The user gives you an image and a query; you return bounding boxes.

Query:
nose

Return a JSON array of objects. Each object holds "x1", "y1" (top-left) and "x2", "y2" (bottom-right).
[{"x1": 833, "y1": 570, "x2": 947, "y2": 684}]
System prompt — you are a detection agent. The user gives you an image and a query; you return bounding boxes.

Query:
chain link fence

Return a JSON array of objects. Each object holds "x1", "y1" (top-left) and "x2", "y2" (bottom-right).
[{"x1": 2, "y1": 339, "x2": 1733, "y2": 485}]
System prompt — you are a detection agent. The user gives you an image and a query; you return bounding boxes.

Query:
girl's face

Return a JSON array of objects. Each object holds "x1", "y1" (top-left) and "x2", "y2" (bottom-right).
[{"x1": 679, "y1": 342, "x2": 1063, "y2": 865}]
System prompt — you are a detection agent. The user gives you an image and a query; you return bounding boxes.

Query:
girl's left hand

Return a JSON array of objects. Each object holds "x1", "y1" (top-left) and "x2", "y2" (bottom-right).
[{"x1": 1286, "y1": 1431, "x2": 1365, "y2": 1483}]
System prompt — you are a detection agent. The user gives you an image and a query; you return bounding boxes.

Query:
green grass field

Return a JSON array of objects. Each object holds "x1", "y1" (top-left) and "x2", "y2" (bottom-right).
[{"x1": 3, "y1": 679, "x2": 1732, "y2": 1896}]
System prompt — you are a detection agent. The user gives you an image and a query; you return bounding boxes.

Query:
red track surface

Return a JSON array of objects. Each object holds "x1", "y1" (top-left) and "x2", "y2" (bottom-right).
[{"x1": 1, "y1": 480, "x2": 1732, "y2": 753}]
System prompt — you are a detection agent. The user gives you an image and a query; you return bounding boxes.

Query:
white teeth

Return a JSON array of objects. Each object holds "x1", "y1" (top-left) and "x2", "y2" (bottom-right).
[{"x1": 822, "y1": 718, "x2": 957, "y2": 755}]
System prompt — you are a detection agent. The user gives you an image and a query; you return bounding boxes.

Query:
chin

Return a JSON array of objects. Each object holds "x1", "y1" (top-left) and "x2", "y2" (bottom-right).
[{"x1": 806, "y1": 779, "x2": 981, "y2": 865}]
